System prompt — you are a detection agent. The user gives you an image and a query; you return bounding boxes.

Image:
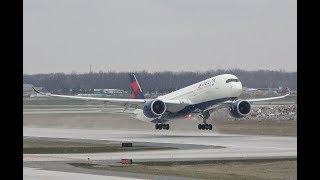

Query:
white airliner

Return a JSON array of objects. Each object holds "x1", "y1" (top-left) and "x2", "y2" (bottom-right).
[{"x1": 33, "y1": 73, "x2": 290, "y2": 130}]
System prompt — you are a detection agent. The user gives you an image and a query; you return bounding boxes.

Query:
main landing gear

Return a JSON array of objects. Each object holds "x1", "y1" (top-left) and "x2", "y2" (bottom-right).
[
  {"x1": 155, "y1": 123, "x2": 169, "y2": 130},
  {"x1": 198, "y1": 110, "x2": 213, "y2": 130}
]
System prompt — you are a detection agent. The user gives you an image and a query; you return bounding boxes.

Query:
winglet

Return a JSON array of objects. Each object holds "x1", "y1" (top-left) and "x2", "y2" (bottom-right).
[
  {"x1": 32, "y1": 87, "x2": 45, "y2": 95},
  {"x1": 129, "y1": 73, "x2": 145, "y2": 99}
]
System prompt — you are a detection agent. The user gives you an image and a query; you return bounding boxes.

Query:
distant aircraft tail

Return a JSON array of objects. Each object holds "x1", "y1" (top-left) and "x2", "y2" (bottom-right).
[
  {"x1": 129, "y1": 73, "x2": 145, "y2": 99},
  {"x1": 284, "y1": 87, "x2": 290, "y2": 95}
]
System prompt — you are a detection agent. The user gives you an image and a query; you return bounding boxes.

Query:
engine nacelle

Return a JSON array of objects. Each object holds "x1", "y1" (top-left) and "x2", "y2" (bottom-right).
[
  {"x1": 143, "y1": 99, "x2": 166, "y2": 118},
  {"x1": 229, "y1": 100, "x2": 251, "y2": 118}
]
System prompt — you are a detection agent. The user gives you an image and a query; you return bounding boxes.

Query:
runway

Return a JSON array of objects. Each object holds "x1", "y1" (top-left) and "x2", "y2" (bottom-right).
[
  {"x1": 24, "y1": 127, "x2": 296, "y2": 162},
  {"x1": 24, "y1": 167, "x2": 146, "y2": 180},
  {"x1": 23, "y1": 102, "x2": 296, "y2": 179}
]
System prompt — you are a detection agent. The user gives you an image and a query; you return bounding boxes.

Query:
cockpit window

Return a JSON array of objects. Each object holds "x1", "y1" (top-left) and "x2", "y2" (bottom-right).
[{"x1": 226, "y1": 79, "x2": 239, "y2": 83}]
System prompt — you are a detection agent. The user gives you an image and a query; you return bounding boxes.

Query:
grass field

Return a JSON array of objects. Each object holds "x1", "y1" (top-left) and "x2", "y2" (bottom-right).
[
  {"x1": 214, "y1": 120, "x2": 297, "y2": 136},
  {"x1": 70, "y1": 159, "x2": 296, "y2": 180}
]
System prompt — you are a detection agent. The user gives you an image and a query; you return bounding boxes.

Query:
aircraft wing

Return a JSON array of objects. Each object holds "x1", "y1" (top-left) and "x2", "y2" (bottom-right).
[
  {"x1": 244, "y1": 87, "x2": 290, "y2": 102},
  {"x1": 245, "y1": 94, "x2": 290, "y2": 102},
  {"x1": 32, "y1": 87, "x2": 189, "y2": 110},
  {"x1": 197, "y1": 87, "x2": 291, "y2": 114},
  {"x1": 222, "y1": 87, "x2": 291, "y2": 104}
]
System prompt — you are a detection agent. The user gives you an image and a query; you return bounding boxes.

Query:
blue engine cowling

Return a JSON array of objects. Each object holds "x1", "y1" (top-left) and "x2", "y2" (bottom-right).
[
  {"x1": 143, "y1": 99, "x2": 166, "y2": 118},
  {"x1": 229, "y1": 100, "x2": 251, "y2": 118}
]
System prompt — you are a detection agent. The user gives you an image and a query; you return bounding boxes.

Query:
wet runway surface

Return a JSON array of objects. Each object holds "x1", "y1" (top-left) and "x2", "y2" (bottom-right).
[
  {"x1": 24, "y1": 127, "x2": 296, "y2": 162},
  {"x1": 23, "y1": 104, "x2": 296, "y2": 179}
]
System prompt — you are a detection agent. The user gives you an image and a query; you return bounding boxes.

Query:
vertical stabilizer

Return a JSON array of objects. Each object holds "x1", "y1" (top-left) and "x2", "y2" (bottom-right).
[{"x1": 129, "y1": 73, "x2": 145, "y2": 99}]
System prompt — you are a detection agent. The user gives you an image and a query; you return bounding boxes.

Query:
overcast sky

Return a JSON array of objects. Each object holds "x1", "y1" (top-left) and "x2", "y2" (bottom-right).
[{"x1": 23, "y1": 0, "x2": 296, "y2": 74}]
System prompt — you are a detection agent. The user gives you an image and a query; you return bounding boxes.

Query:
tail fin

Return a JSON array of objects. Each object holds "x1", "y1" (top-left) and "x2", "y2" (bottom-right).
[
  {"x1": 129, "y1": 73, "x2": 145, "y2": 99},
  {"x1": 284, "y1": 87, "x2": 290, "y2": 95}
]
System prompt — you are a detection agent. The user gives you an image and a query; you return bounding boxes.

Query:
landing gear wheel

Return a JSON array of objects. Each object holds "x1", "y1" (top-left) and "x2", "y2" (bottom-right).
[
  {"x1": 197, "y1": 124, "x2": 213, "y2": 130},
  {"x1": 155, "y1": 123, "x2": 170, "y2": 130}
]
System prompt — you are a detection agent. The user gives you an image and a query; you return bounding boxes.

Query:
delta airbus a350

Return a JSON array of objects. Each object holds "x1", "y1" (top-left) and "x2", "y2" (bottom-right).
[{"x1": 33, "y1": 73, "x2": 290, "y2": 130}]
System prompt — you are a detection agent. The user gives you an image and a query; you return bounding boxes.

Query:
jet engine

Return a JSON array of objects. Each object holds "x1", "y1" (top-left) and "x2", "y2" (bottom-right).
[
  {"x1": 229, "y1": 100, "x2": 251, "y2": 118},
  {"x1": 143, "y1": 99, "x2": 166, "y2": 118}
]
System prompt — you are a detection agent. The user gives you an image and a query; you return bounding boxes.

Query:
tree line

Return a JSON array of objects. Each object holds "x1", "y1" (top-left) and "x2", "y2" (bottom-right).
[{"x1": 23, "y1": 69, "x2": 297, "y2": 94}]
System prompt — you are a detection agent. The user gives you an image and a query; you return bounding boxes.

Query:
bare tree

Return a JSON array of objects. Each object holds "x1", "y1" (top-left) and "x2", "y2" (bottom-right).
[{"x1": 23, "y1": 69, "x2": 297, "y2": 94}]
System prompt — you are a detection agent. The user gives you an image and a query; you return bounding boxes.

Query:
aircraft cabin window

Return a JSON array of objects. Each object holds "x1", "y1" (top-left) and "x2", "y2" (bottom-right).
[{"x1": 226, "y1": 79, "x2": 239, "y2": 83}]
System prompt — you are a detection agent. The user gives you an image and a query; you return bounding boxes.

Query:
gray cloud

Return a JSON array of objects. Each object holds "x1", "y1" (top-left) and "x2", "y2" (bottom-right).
[{"x1": 24, "y1": 0, "x2": 296, "y2": 74}]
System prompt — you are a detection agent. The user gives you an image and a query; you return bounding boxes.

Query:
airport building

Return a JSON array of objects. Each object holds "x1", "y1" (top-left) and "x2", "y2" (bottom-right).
[
  {"x1": 93, "y1": 89, "x2": 127, "y2": 94},
  {"x1": 77, "y1": 88, "x2": 128, "y2": 97}
]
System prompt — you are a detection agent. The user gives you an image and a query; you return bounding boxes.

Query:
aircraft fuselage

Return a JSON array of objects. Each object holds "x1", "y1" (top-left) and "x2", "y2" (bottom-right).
[{"x1": 134, "y1": 74, "x2": 243, "y2": 121}]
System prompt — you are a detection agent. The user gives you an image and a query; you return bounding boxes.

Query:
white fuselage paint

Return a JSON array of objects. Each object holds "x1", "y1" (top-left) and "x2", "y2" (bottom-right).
[
  {"x1": 160, "y1": 74, "x2": 242, "y2": 104},
  {"x1": 133, "y1": 74, "x2": 243, "y2": 122}
]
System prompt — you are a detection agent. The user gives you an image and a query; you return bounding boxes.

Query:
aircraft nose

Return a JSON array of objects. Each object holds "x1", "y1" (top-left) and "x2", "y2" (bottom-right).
[{"x1": 233, "y1": 82, "x2": 242, "y2": 95}]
